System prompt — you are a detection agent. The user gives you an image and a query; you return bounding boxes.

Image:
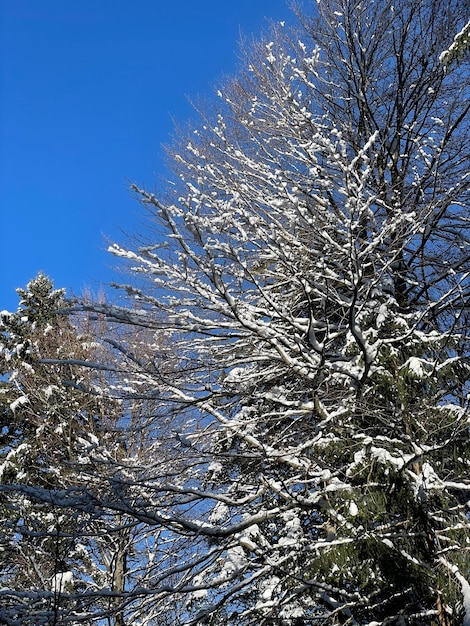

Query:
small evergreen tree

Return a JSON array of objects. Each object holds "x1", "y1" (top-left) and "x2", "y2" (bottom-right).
[
  {"x1": 0, "y1": 275, "x2": 189, "y2": 625},
  {"x1": 0, "y1": 275, "x2": 140, "y2": 624}
]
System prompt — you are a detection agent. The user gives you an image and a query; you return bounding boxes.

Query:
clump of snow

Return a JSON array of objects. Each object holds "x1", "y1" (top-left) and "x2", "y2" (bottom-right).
[
  {"x1": 266, "y1": 42, "x2": 276, "y2": 64},
  {"x1": 348, "y1": 440, "x2": 414, "y2": 476},
  {"x1": 239, "y1": 535, "x2": 257, "y2": 552},
  {"x1": 209, "y1": 502, "x2": 229, "y2": 523},
  {"x1": 51, "y1": 571, "x2": 73, "y2": 593},
  {"x1": 376, "y1": 303, "x2": 389, "y2": 327},
  {"x1": 214, "y1": 546, "x2": 247, "y2": 584},
  {"x1": 401, "y1": 356, "x2": 433, "y2": 379},
  {"x1": 276, "y1": 510, "x2": 303, "y2": 547},
  {"x1": 408, "y1": 461, "x2": 443, "y2": 501},
  {"x1": 260, "y1": 575, "x2": 280, "y2": 601},
  {"x1": 185, "y1": 573, "x2": 209, "y2": 606},
  {"x1": 9, "y1": 395, "x2": 29, "y2": 412},
  {"x1": 43, "y1": 385, "x2": 59, "y2": 400},
  {"x1": 207, "y1": 460, "x2": 223, "y2": 478},
  {"x1": 348, "y1": 501, "x2": 359, "y2": 517},
  {"x1": 0, "y1": 310, "x2": 12, "y2": 325}
]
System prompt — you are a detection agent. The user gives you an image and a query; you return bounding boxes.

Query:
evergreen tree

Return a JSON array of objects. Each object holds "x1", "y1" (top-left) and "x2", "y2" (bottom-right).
[
  {"x1": 0, "y1": 275, "x2": 189, "y2": 625},
  {"x1": 440, "y1": 18, "x2": 470, "y2": 67},
  {"x1": 0, "y1": 275, "x2": 138, "y2": 625}
]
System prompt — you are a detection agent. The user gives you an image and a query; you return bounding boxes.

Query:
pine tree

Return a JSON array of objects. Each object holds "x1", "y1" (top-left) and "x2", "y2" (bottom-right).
[
  {"x1": 0, "y1": 275, "x2": 139, "y2": 624},
  {"x1": 0, "y1": 276, "x2": 190, "y2": 625}
]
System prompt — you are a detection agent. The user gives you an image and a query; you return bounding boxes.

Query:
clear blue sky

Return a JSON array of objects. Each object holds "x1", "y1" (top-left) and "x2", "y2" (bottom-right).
[{"x1": 0, "y1": 0, "x2": 294, "y2": 311}]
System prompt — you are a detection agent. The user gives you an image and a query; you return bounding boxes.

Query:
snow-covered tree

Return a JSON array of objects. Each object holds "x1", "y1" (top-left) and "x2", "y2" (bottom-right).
[
  {"x1": 103, "y1": 0, "x2": 469, "y2": 623},
  {"x1": 0, "y1": 274, "x2": 96, "y2": 620},
  {"x1": 0, "y1": 274, "x2": 126, "y2": 622},
  {"x1": 440, "y1": 18, "x2": 470, "y2": 68},
  {"x1": 0, "y1": 276, "x2": 191, "y2": 625},
  {"x1": 2, "y1": 0, "x2": 468, "y2": 623}
]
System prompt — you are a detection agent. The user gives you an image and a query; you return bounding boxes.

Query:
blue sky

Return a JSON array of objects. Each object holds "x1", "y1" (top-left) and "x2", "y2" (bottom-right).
[{"x1": 0, "y1": 0, "x2": 294, "y2": 311}]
